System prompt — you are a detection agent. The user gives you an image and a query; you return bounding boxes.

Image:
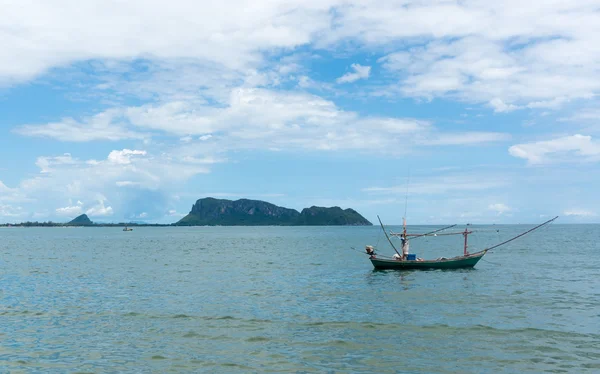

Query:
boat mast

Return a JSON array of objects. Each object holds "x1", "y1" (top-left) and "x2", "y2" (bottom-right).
[{"x1": 462, "y1": 228, "x2": 472, "y2": 255}]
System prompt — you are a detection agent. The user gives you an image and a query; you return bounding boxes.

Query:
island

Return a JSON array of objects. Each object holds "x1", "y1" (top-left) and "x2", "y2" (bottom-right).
[
  {"x1": 68, "y1": 214, "x2": 93, "y2": 226},
  {"x1": 175, "y1": 197, "x2": 372, "y2": 226},
  {"x1": 0, "y1": 197, "x2": 372, "y2": 227}
]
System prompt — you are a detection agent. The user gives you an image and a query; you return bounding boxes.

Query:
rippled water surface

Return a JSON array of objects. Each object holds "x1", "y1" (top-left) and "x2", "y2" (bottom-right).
[{"x1": 1, "y1": 225, "x2": 599, "y2": 373}]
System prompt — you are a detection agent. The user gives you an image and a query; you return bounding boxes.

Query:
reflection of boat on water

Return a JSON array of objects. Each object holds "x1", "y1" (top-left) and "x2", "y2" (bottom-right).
[
  {"x1": 366, "y1": 215, "x2": 558, "y2": 270},
  {"x1": 123, "y1": 226, "x2": 133, "y2": 231}
]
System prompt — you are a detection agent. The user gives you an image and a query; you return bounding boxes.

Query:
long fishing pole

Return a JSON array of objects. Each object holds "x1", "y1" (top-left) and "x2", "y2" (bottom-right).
[
  {"x1": 377, "y1": 215, "x2": 401, "y2": 256},
  {"x1": 485, "y1": 216, "x2": 558, "y2": 251},
  {"x1": 408, "y1": 224, "x2": 457, "y2": 240}
]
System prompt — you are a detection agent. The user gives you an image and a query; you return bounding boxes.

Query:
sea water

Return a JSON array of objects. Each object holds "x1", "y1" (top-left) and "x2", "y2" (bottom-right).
[{"x1": 1, "y1": 225, "x2": 599, "y2": 373}]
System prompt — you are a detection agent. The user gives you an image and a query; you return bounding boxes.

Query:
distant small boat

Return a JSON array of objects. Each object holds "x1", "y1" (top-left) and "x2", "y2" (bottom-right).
[{"x1": 123, "y1": 226, "x2": 133, "y2": 231}]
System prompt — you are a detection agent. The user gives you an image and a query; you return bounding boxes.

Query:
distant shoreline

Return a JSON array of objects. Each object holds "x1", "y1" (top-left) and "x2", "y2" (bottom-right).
[{"x1": 1, "y1": 223, "x2": 594, "y2": 227}]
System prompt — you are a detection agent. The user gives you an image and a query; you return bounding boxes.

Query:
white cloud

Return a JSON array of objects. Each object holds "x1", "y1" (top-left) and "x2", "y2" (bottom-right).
[
  {"x1": 336, "y1": 64, "x2": 371, "y2": 83},
  {"x1": 107, "y1": 149, "x2": 147, "y2": 165},
  {"x1": 1, "y1": 0, "x2": 339, "y2": 84},
  {"x1": 419, "y1": 132, "x2": 511, "y2": 146},
  {"x1": 36, "y1": 153, "x2": 76, "y2": 173},
  {"x1": 1, "y1": 148, "x2": 212, "y2": 222},
  {"x1": 0, "y1": 180, "x2": 30, "y2": 204},
  {"x1": 490, "y1": 98, "x2": 519, "y2": 113},
  {"x1": 0, "y1": 180, "x2": 13, "y2": 194},
  {"x1": 1, "y1": 0, "x2": 598, "y2": 114},
  {"x1": 15, "y1": 111, "x2": 148, "y2": 142},
  {"x1": 0, "y1": 204, "x2": 26, "y2": 219},
  {"x1": 18, "y1": 88, "x2": 508, "y2": 153},
  {"x1": 86, "y1": 200, "x2": 114, "y2": 217},
  {"x1": 166, "y1": 209, "x2": 186, "y2": 218},
  {"x1": 363, "y1": 174, "x2": 508, "y2": 196},
  {"x1": 366, "y1": 2, "x2": 600, "y2": 110},
  {"x1": 509, "y1": 134, "x2": 600, "y2": 165},
  {"x1": 116, "y1": 181, "x2": 142, "y2": 187},
  {"x1": 563, "y1": 209, "x2": 597, "y2": 217},
  {"x1": 488, "y1": 203, "x2": 511, "y2": 215},
  {"x1": 559, "y1": 108, "x2": 600, "y2": 123},
  {"x1": 56, "y1": 205, "x2": 84, "y2": 217}
]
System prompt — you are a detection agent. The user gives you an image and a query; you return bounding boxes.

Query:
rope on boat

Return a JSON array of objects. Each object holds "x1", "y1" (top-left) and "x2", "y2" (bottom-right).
[
  {"x1": 485, "y1": 216, "x2": 559, "y2": 251},
  {"x1": 481, "y1": 258, "x2": 502, "y2": 266}
]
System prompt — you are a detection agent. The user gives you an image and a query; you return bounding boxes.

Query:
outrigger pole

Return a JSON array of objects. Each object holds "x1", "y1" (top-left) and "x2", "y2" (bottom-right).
[
  {"x1": 377, "y1": 215, "x2": 401, "y2": 257},
  {"x1": 405, "y1": 224, "x2": 458, "y2": 240},
  {"x1": 485, "y1": 216, "x2": 559, "y2": 251}
]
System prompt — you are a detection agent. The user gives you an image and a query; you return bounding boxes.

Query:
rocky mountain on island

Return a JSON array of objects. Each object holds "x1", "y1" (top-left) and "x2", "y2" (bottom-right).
[
  {"x1": 67, "y1": 214, "x2": 93, "y2": 226},
  {"x1": 297, "y1": 206, "x2": 372, "y2": 226},
  {"x1": 175, "y1": 197, "x2": 372, "y2": 226}
]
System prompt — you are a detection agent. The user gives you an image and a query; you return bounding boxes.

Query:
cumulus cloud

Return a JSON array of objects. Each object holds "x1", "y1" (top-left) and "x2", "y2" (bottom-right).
[
  {"x1": 86, "y1": 200, "x2": 114, "y2": 217},
  {"x1": 509, "y1": 134, "x2": 600, "y2": 165},
  {"x1": 17, "y1": 88, "x2": 509, "y2": 153},
  {"x1": 359, "y1": 2, "x2": 600, "y2": 109},
  {"x1": 36, "y1": 153, "x2": 77, "y2": 173},
  {"x1": 363, "y1": 174, "x2": 508, "y2": 196},
  {"x1": 563, "y1": 209, "x2": 597, "y2": 217},
  {"x1": 15, "y1": 111, "x2": 148, "y2": 142},
  {"x1": 107, "y1": 149, "x2": 147, "y2": 165},
  {"x1": 2, "y1": 1, "x2": 595, "y2": 112},
  {"x1": 336, "y1": 64, "x2": 371, "y2": 83},
  {"x1": 419, "y1": 132, "x2": 511, "y2": 146},
  {"x1": 1, "y1": 0, "x2": 339, "y2": 83},
  {"x1": 489, "y1": 203, "x2": 511, "y2": 215},
  {"x1": 0, "y1": 148, "x2": 212, "y2": 222},
  {"x1": 0, "y1": 204, "x2": 26, "y2": 218},
  {"x1": 55, "y1": 205, "x2": 84, "y2": 217}
]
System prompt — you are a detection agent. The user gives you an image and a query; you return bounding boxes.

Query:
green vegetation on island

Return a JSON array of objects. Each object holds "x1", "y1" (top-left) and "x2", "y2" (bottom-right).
[{"x1": 175, "y1": 198, "x2": 372, "y2": 226}]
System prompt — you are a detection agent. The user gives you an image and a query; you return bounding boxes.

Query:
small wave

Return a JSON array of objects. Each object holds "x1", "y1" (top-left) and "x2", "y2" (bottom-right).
[
  {"x1": 173, "y1": 314, "x2": 190, "y2": 318},
  {"x1": 214, "y1": 315, "x2": 236, "y2": 320},
  {"x1": 221, "y1": 362, "x2": 254, "y2": 369},
  {"x1": 246, "y1": 336, "x2": 270, "y2": 342},
  {"x1": 182, "y1": 331, "x2": 203, "y2": 338}
]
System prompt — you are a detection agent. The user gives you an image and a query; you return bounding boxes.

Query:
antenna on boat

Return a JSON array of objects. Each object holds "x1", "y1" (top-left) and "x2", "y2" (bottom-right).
[{"x1": 403, "y1": 169, "x2": 410, "y2": 234}]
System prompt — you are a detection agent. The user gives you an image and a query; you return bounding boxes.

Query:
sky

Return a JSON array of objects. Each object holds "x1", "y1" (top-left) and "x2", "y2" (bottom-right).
[{"x1": 1, "y1": 0, "x2": 600, "y2": 225}]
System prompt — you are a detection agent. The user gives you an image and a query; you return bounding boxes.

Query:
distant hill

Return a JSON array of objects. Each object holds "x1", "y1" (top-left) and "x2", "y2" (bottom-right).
[
  {"x1": 176, "y1": 197, "x2": 372, "y2": 226},
  {"x1": 68, "y1": 214, "x2": 93, "y2": 226},
  {"x1": 297, "y1": 206, "x2": 372, "y2": 226}
]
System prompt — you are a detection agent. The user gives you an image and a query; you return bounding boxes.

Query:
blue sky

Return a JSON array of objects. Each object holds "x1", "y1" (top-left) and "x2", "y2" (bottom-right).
[{"x1": 1, "y1": 0, "x2": 600, "y2": 224}]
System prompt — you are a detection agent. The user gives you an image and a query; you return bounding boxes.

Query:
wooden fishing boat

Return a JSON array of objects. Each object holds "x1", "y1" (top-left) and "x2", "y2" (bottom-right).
[
  {"x1": 365, "y1": 216, "x2": 558, "y2": 271},
  {"x1": 370, "y1": 249, "x2": 487, "y2": 270}
]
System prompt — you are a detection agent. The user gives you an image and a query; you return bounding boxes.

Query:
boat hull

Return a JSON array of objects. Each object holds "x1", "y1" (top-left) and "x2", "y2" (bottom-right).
[{"x1": 370, "y1": 250, "x2": 487, "y2": 270}]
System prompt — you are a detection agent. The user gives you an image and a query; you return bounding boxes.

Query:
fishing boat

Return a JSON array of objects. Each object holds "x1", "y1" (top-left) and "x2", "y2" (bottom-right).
[
  {"x1": 123, "y1": 226, "x2": 133, "y2": 231},
  {"x1": 365, "y1": 216, "x2": 558, "y2": 270},
  {"x1": 369, "y1": 249, "x2": 487, "y2": 270}
]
